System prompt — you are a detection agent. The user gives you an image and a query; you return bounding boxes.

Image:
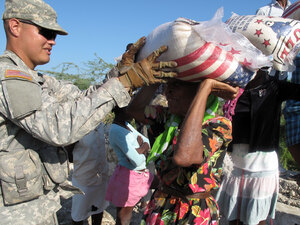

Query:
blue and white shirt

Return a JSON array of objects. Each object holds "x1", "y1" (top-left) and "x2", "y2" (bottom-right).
[
  {"x1": 109, "y1": 122, "x2": 150, "y2": 171},
  {"x1": 256, "y1": 0, "x2": 291, "y2": 17}
]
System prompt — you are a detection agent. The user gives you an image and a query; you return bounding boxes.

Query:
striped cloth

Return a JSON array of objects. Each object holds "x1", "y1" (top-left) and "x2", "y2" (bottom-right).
[
  {"x1": 136, "y1": 17, "x2": 269, "y2": 88},
  {"x1": 174, "y1": 42, "x2": 255, "y2": 87},
  {"x1": 282, "y1": 1, "x2": 300, "y2": 20}
]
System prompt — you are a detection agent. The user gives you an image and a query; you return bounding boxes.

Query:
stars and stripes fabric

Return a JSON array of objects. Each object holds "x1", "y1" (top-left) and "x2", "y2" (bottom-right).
[
  {"x1": 282, "y1": 1, "x2": 300, "y2": 20},
  {"x1": 137, "y1": 17, "x2": 268, "y2": 88},
  {"x1": 174, "y1": 42, "x2": 255, "y2": 87},
  {"x1": 226, "y1": 14, "x2": 300, "y2": 71}
]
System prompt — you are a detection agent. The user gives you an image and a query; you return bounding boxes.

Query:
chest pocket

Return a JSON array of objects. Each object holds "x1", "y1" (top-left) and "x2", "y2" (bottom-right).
[
  {"x1": 3, "y1": 77, "x2": 42, "y2": 119},
  {"x1": 0, "y1": 150, "x2": 43, "y2": 205}
]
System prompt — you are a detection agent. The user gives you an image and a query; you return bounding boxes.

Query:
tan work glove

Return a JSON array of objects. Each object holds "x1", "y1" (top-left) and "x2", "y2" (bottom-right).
[{"x1": 117, "y1": 36, "x2": 177, "y2": 90}]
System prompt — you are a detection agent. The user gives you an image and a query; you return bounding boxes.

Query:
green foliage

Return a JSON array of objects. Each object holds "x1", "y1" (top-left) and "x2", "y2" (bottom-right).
[
  {"x1": 39, "y1": 53, "x2": 114, "y2": 90},
  {"x1": 279, "y1": 115, "x2": 300, "y2": 171},
  {"x1": 39, "y1": 54, "x2": 115, "y2": 123}
]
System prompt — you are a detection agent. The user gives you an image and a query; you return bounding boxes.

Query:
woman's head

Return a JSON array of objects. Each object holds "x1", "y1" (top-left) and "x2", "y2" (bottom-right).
[
  {"x1": 113, "y1": 107, "x2": 132, "y2": 122},
  {"x1": 165, "y1": 80, "x2": 199, "y2": 116}
]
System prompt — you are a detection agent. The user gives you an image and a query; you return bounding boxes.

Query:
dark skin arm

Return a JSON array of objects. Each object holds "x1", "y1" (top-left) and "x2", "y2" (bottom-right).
[
  {"x1": 173, "y1": 79, "x2": 239, "y2": 167},
  {"x1": 135, "y1": 135, "x2": 150, "y2": 155}
]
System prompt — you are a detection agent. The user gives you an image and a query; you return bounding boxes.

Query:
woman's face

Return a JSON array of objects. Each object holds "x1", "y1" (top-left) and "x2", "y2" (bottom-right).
[{"x1": 165, "y1": 81, "x2": 198, "y2": 117}]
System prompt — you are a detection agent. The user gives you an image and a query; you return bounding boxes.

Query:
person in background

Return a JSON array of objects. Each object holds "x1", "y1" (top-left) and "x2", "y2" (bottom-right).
[
  {"x1": 216, "y1": 69, "x2": 300, "y2": 225},
  {"x1": 70, "y1": 124, "x2": 109, "y2": 225},
  {"x1": 105, "y1": 107, "x2": 154, "y2": 225},
  {"x1": 0, "y1": 0, "x2": 177, "y2": 223},
  {"x1": 127, "y1": 79, "x2": 239, "y2": 225},
  {"x1": 282, "y1": 1, "x2": 300, "y2": 183},
  {"x1": 283, "y1": 56, "x2": 300, "y2": 182},
  {"x1": 256, "y1": 0, "x2": 291, "y2": 178},
  {"x1": 256, "y1": 0, "x2": 291, "y2": 16}
]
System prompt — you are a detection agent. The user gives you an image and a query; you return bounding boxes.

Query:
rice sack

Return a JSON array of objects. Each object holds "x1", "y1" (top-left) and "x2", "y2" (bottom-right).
[
  {"x1": 226, "y1": 14, "x2": 300, "y2": 71},
  {"x1": 137, "y1": 14, "x2": 271, "y2": 88}
]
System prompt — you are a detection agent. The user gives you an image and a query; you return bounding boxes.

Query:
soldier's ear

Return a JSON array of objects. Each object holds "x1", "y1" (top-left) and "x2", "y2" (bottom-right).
[{"x1": 7, "y1": 18, "x2": 22, "y2": 37}]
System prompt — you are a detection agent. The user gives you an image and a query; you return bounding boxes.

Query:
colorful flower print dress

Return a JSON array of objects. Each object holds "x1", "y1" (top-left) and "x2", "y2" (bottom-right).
[{"x1": 141, "y1": 116, "x2": 232, "y2": 225}]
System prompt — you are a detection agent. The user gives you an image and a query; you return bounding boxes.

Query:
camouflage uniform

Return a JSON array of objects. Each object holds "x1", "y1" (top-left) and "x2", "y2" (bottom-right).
[
  {"x1": 0, "y1": 51, "x2": 130, "y2": 225},
  {"x1": 0, "y1": 0, "x2": 131, "y2": 224}
]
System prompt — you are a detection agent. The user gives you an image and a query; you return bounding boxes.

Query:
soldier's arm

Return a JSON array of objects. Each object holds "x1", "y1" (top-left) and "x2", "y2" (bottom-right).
[{"x1": 0, "y1": 76, "x2": 130, "y2": 146}]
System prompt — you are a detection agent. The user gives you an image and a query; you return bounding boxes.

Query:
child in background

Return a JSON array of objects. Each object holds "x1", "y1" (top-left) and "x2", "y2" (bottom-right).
[
  {"x1": 105, "y1": 107, "x2": 154, "y2": 225},
  {"x1": 71, "y1": 124, "x2": 109, "y2": 225}
]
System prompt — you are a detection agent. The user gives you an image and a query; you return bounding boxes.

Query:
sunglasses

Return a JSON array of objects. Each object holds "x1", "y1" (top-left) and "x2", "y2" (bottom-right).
[{"x1": 18, "y1": 19, "x2": 57, "y2": 40}]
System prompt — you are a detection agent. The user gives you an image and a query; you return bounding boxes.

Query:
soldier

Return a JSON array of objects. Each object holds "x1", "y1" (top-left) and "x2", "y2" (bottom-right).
[{"x1": 0, "y1": 0, "x2": 177, "y2": 224}]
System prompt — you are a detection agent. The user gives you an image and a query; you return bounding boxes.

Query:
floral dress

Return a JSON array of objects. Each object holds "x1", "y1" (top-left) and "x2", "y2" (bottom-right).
[{"x1": 141, "y1": 114, "x2": 232, "y2": 225}]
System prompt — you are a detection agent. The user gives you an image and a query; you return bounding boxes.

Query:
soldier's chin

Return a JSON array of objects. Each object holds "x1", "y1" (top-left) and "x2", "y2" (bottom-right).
[{"x1": 39, "y1": 58, "x2": 51, "y2": 66}]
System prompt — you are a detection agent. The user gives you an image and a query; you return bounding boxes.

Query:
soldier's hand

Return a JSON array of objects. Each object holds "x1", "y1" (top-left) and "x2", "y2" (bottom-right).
[{"x1": 117, "y1": 37, "x2": 177, "y2": 90}]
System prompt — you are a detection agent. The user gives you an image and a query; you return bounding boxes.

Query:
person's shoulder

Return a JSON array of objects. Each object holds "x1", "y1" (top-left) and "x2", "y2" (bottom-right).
[
  {"x1": 0, "y1": 52, "x2": 33, "y2": 81},
  {"x1": 0, "y1": 54, "x2": 16, "y2": 78},
  {"x1": 256, "y1": 5, "x2": 271, "y2": 15},
  {"x1": 0, "y1": 64, "x2": 31, "y2": 82}
]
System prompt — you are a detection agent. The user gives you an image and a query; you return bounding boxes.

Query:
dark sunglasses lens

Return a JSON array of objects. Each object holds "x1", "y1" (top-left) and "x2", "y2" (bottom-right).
[{"x1": 39, "y1": 28, "x2": 57, "y2": 40}]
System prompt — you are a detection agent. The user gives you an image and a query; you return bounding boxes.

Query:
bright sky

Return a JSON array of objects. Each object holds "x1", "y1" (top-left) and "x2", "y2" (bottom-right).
[{"x1": 0, "y1": 0, "x2": 296, "y2": 73}]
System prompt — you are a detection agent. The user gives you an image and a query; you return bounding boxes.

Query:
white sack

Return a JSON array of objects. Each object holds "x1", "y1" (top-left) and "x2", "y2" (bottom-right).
[
  {"x1": 137, "y1": 8, "x2": 271, "y2": 88},
  {"x1": 226, "y1": 13, "x2": 300, "y2": 71}
]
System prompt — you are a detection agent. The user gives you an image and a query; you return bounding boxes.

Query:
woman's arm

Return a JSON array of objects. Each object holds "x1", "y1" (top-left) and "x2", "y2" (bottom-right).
[{"x1": 173, "y1": 79, "x2": 239, "y2": 167}]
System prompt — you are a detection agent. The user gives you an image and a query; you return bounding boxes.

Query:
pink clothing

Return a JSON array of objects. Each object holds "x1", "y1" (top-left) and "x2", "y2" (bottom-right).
[{"x1": 105, "y1": 165, "x2": 154, "y2": 207}]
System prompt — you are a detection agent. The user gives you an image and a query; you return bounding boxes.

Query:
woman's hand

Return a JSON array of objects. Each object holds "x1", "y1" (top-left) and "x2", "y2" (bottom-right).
[
  {"x1": 136, "y1": 135, "x2": 150, "y2": 155},
  {"x1": 201, "y1": 79, "x2": 240, "y2": 100}
]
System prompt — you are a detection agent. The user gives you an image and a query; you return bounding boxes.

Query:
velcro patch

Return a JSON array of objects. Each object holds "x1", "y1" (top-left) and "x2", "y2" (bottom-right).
[{"x1": 5, "y1": 69, "x2": 32, "y2": 81}]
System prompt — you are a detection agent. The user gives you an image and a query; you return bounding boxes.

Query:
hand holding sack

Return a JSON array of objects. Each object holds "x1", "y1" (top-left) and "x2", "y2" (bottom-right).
[
  {"x1": 226, "y1": 13, "x2": 300, "y2": 71},
  {"x1": 117, "y1": 37, "x2": 177, "y2": 90},
  {"x1": 136, "y1": 8, "x2": 271, "y2": 88}
]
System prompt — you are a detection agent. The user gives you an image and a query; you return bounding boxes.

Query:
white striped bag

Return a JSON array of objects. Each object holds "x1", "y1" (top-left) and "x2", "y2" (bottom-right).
[
  {"x1": 226, "y1": 14, "x2": 300, "y2": 71},
  {"x1": 136, "y1": 15, "x2": 270, "y2": 88},
  {"x1": 283, "y1": 1, "x2": 300, "y2": 20}
]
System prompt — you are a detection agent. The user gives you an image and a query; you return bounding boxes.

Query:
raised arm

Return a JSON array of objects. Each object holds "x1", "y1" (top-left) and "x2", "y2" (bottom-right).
[{"x1": 173, "y1": 79, "x2": 239, "y2": 167}]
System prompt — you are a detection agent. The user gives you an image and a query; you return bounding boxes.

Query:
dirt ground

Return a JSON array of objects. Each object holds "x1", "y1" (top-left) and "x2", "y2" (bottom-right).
[{"x1": 57, "y1": 196, "x2": 144, "y2": 225}]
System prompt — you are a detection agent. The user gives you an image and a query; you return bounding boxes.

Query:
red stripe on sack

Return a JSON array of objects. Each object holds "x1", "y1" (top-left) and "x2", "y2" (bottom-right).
[
  {"x1": 177, "y1": 45, "x2": 222, "y2": 78},
  {"x1": 283, "y1": 2, "x2": 300, "y2": 18},
  {"x1": 187, "y1": 51, "x2": 234, "y2": 82},
  {"x1": 175, "y1": 42, "x2": 211, "y2": 67}
]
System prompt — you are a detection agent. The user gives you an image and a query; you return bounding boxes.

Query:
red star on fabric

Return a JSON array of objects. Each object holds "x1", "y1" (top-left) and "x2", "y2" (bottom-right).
[
  {"x1": 255, "y1": 29, "x2": 263, "y2": 37},
  {"x1": 263, "y1": 39, "x2": 271, "y2": 48},
  {"x1": 242, "y1": 58, "x2": 252, "y2": 67},
  {"x1": 229, "y1": 48, "x2": 241, "y2": 55},
  {"x1": 255, "y1": 19, "x2": 264, "y2": 24}
]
